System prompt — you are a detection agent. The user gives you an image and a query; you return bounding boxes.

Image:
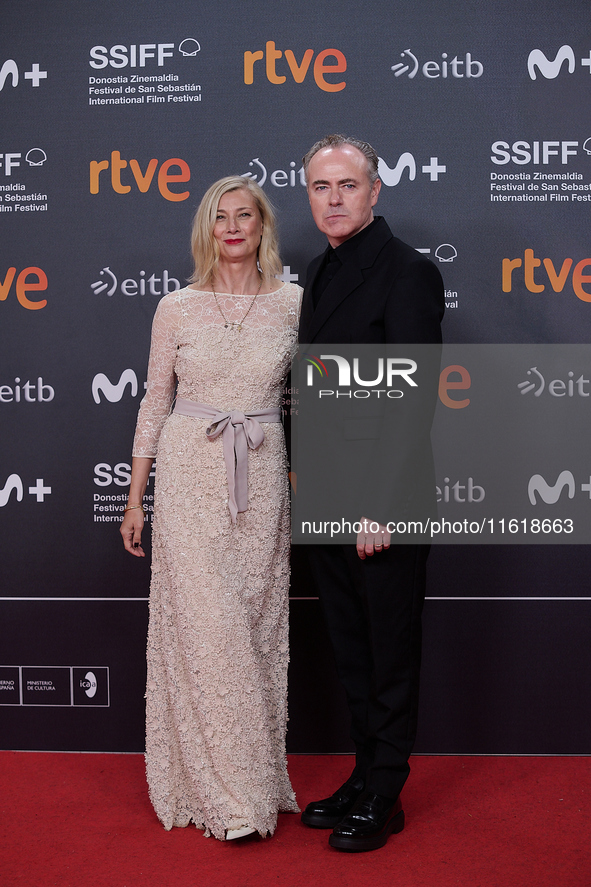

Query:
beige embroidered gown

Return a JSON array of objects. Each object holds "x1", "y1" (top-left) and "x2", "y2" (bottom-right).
[{"x1": 132, "y1": 283, "x2": 301, "y2": 840}]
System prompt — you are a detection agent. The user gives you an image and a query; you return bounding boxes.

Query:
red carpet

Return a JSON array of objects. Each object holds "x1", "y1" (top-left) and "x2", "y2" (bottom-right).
[{"x1": 1, "y1": 752, "x2": 589, "y2": 887}]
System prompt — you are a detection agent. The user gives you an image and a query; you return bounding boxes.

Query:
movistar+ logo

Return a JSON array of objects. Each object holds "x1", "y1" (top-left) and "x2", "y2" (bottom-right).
[
  {"x1": 527, "y1": 45, "x2": 591, "y2": 80},
  {"x1": 92, "y1": 369, "x2": 142, "y2": 404}
]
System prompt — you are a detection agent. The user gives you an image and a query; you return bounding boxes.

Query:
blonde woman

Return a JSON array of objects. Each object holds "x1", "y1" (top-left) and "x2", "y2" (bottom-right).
[{"x1": 121, "y1": 177, "x2": 301, "y2": 841}]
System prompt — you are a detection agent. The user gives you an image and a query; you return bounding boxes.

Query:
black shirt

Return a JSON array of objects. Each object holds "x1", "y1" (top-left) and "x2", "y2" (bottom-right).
[{"x1": 312, "y1": 217, "x2": 380, "y2": 309}]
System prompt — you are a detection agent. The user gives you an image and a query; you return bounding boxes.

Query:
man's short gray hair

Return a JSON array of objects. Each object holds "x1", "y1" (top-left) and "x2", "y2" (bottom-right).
[{"x1": 302, "y1": 134, "x2": 380, "y2": 185}]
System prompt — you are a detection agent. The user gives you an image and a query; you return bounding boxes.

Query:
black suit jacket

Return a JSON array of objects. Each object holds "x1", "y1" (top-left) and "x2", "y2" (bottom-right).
[
  {"x1": 297, "y1": 216, "x2": 444, "y2": 528},
  {"x1": 299, "y1": 216, "x2": 443, "y2": 346}
]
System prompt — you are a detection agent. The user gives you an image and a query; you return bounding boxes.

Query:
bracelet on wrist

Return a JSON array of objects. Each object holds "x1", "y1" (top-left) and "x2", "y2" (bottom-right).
[{"x1": 124, "y1": 504, "x2": 146, "y2": 513}]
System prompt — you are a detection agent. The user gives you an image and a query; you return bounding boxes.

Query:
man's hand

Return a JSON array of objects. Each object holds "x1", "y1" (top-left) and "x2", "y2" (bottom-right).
[{"x1": 356, "y1": 517, "x2": 391, "y2": 560}]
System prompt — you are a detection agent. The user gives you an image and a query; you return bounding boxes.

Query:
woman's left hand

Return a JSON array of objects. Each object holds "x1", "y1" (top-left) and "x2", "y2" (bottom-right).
[{"x1": 120, "y1": 506, "x2": 147, "y2": 557}]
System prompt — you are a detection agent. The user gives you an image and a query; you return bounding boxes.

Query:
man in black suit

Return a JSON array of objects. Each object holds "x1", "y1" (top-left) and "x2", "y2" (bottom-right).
[{"x1": 298, "y1": 134, "x2": 444, "y2": 852}]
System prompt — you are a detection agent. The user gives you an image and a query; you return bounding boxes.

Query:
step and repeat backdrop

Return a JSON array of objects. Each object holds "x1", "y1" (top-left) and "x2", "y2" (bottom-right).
[{"x1": 2, "y1": 0, "x2": 591, "y2": 754}]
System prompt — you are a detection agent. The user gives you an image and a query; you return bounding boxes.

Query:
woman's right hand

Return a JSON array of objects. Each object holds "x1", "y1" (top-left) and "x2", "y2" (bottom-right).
[{"x1": 120, "y1": 507, "x2": 146, "y2": 557}]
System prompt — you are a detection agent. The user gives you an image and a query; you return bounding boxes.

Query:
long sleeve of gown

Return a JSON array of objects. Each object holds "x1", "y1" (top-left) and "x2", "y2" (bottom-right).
[{"x1": 132, "y1": 293, "x2": 180, "y2": 458}]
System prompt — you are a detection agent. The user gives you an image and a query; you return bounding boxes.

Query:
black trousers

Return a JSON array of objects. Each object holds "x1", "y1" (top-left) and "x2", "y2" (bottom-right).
[{"x1": 307, "y1": 543, "x2": 429, "y2": 799}]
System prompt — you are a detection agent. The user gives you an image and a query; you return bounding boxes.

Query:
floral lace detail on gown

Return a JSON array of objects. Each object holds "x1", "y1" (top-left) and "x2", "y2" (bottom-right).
[{"x1": 133, "y1": 283, "x2": 302, "y2": 840}]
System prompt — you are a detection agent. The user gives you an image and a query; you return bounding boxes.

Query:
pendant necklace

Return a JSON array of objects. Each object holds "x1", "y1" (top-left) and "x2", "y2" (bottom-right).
[{"x1": 212, "y1": 276, "x2": 262, "y2": 331}]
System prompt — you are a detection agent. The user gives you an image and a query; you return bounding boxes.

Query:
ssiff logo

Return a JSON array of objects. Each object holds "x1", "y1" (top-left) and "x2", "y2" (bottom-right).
[
  {"x1": 89, "y1": 39, "x2": 201, "y2": 68},
  {"x1": 94, "y1": 462, "x2": 156, "y2": 487},
  {"x1": 490, "y1": 139, "x2": 584, "y2": 166},
  {"x1": 527, "y1": 45, "x2": 591, "y2": 80},
  {"x1": 0, "y1": 148, "x2": 47, "y2": 175}
]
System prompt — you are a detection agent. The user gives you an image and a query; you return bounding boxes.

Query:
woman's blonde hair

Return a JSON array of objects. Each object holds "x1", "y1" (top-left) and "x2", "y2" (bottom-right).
[{"x1": 189, "y1": 176, "x2": 282, "y2": 286}]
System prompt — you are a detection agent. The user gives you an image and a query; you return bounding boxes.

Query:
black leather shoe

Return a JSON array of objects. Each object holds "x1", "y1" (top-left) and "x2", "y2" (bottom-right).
[
  {"x1": 328, "y1": 791, "x2": 404, "y2": 851},
  {"x1": 300, "y1": 777, "x2": 365, "y2": 829}
]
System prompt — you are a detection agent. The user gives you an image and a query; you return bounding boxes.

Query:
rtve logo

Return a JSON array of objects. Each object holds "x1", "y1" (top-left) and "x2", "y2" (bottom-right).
[
  {"x1": 502, "y1": 249, "x2": 591, "y2": 302},
  {"x1": 438, "y1": 365, "x2": 470, "y2": 409},
  {"x1": 90, "y1": 151, "x2": 190, "y2": 201},
  {"x1": 527, "y1": 45, "x2": 591, "y2": 80},
  {"x1": 244, "y1": 42, "x2": 346, "y2": 92},
  {"x1": 0, "y1": 59, "x2": 47, "y2": 92},
  {"x1": 0, "y1": 266, "x2": 47, "y2": 310}
]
